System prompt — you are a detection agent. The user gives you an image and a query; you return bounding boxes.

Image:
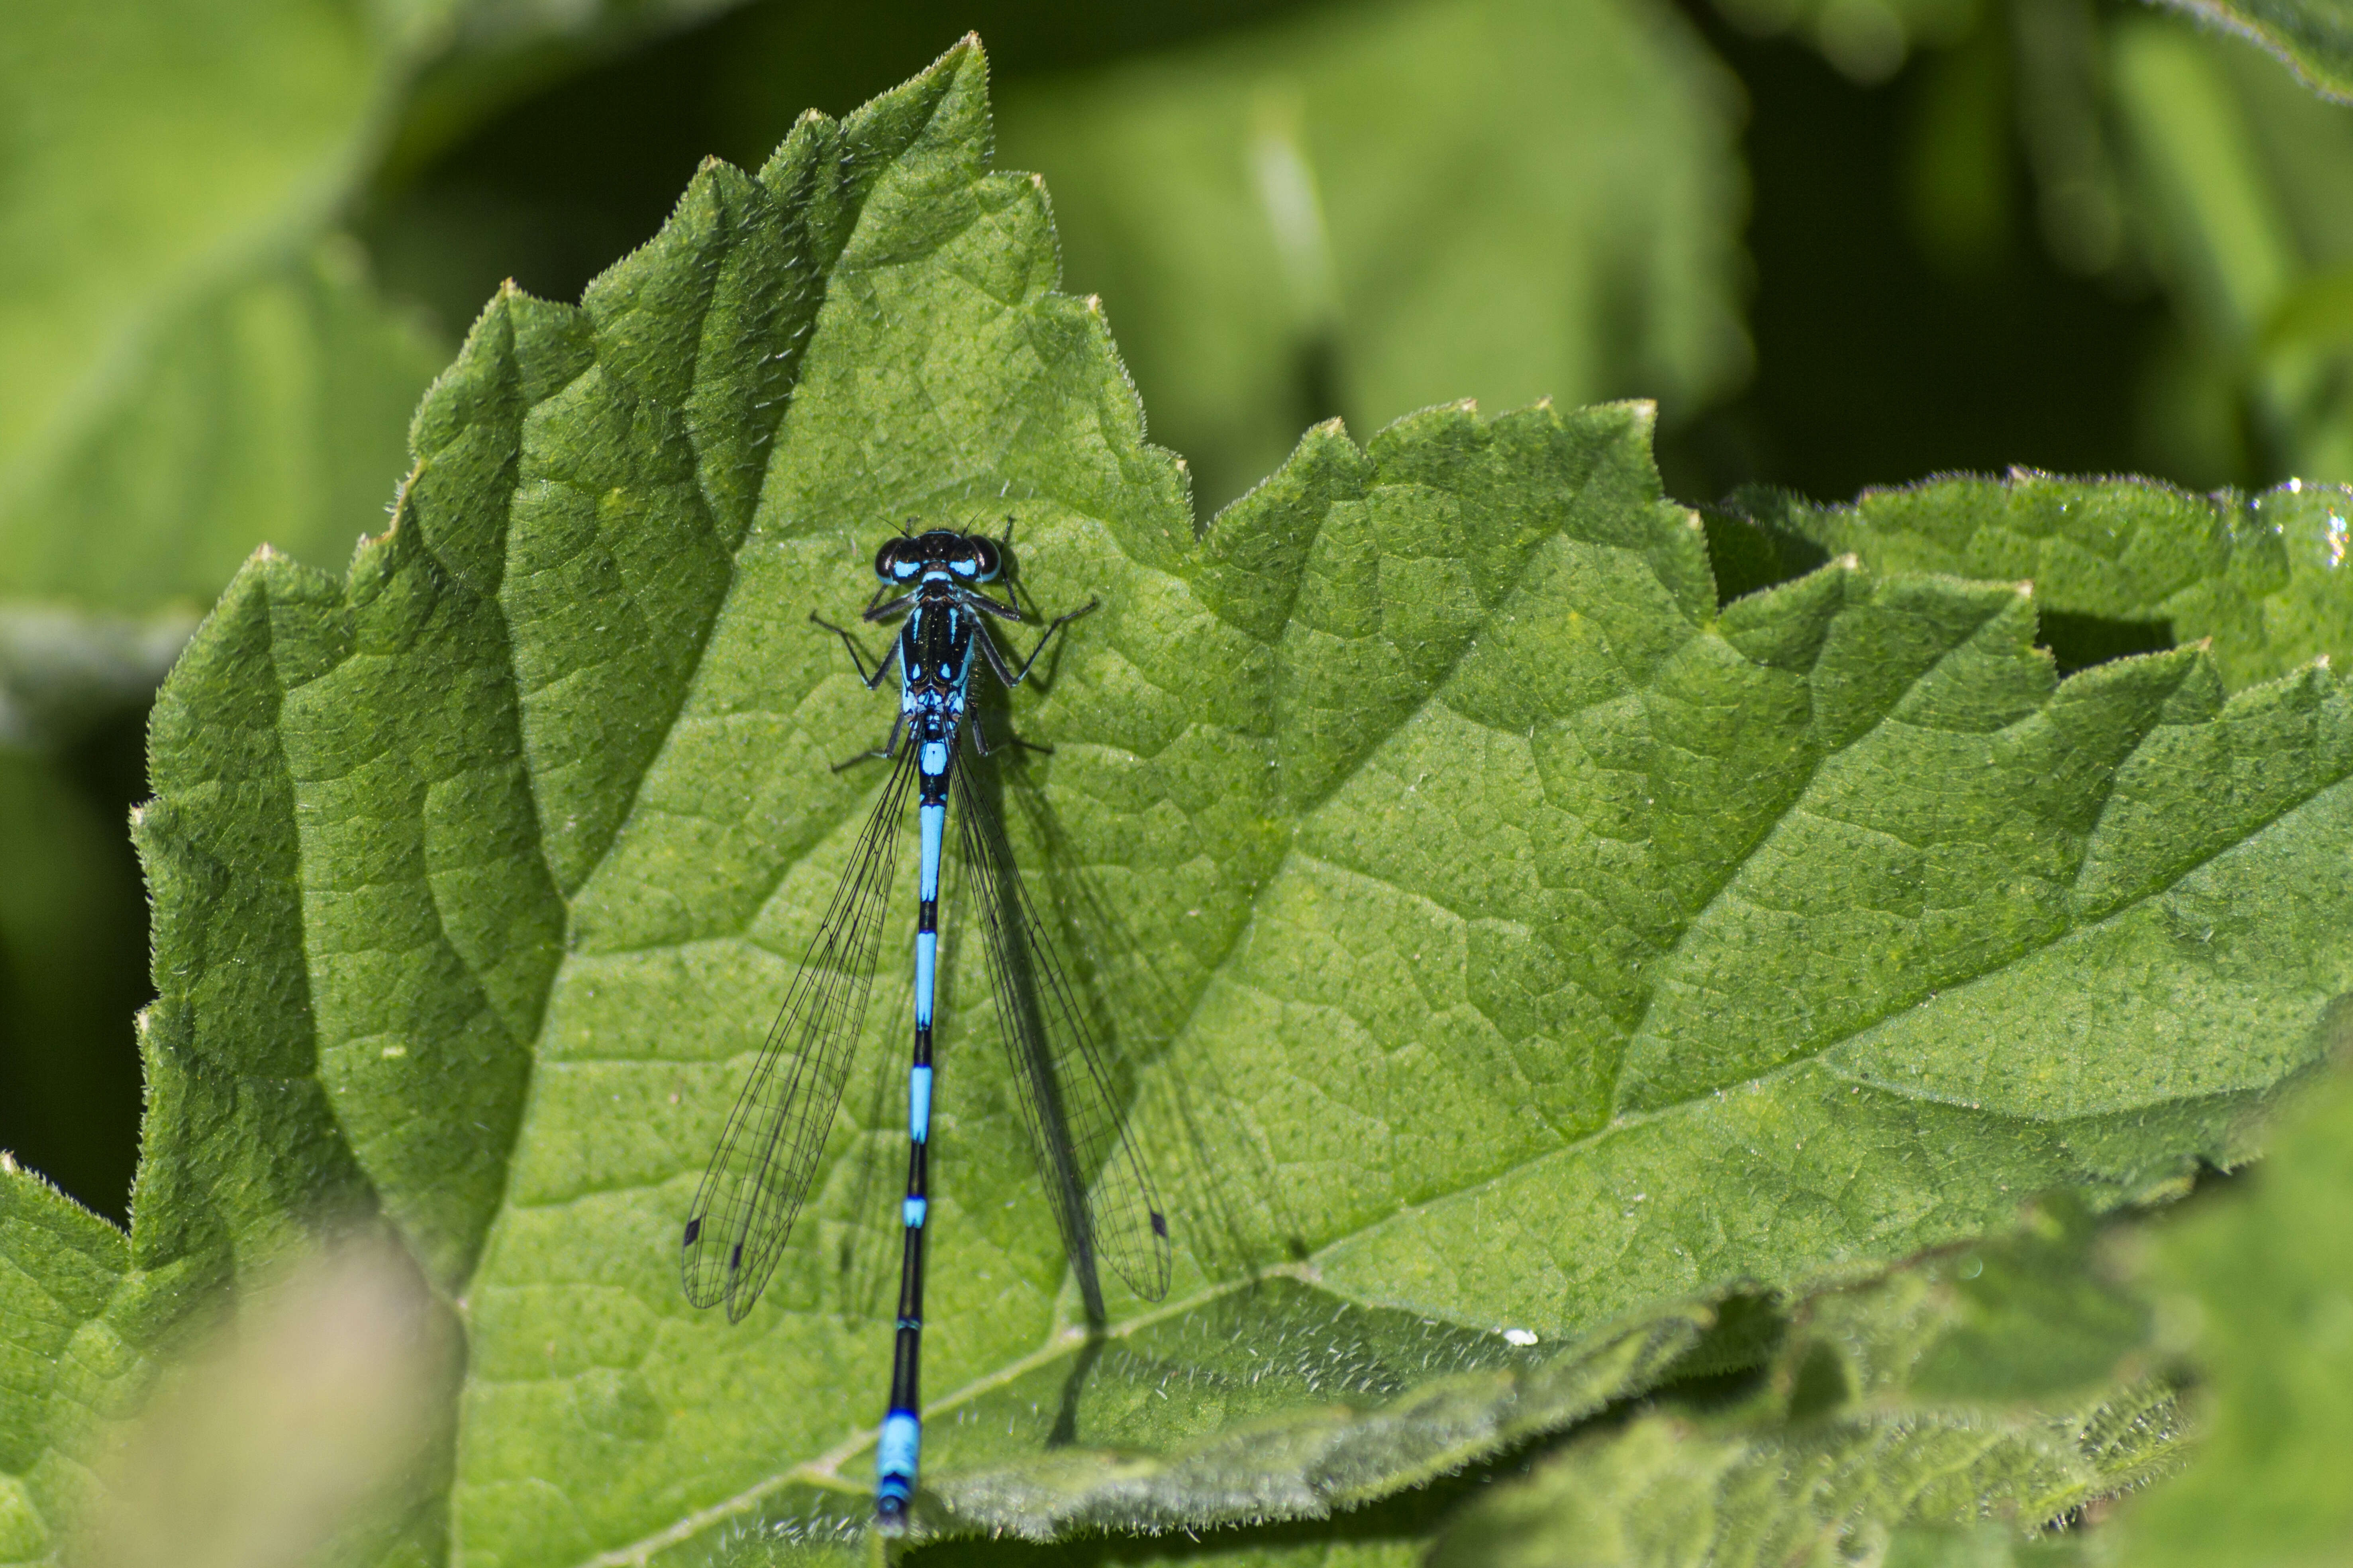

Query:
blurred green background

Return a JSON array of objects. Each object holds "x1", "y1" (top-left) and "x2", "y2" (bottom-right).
[{"x1": 4, "y1": 0, "x2": 2351, "y2": 1223}]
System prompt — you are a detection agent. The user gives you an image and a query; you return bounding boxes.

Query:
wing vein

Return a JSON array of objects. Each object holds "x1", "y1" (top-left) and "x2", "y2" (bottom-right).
[{"x1": 682, "y1": 745, "x2": 918, "y2": 1321}]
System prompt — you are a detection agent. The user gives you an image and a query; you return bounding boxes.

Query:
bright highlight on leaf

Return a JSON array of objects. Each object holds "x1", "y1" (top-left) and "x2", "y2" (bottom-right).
[{"x1": 1, "y1": 33, "x2": 2348, "y2": 1568}]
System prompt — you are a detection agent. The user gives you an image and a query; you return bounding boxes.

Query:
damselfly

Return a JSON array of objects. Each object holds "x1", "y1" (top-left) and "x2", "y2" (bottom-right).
[{"x1": 680, "y1": 526, "x2": 1173, "y2": 1532}]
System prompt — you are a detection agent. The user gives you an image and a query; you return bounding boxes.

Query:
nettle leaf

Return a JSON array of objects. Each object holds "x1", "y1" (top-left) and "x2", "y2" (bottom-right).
[
  {"x1": 1429, "y1": 1205, "x2": 2182, "y2": 1568},
  {"x1": 1715, "y1": 474, "x2": 2353, "y2": 692},
  {"x1": 0, "y1": 1157, "x2": 155, "y2": 1566},
  {"x1": 2152, "y1": 0, "x2": 2353, "y2": 102},
  {"x1": 103, "y1": 36, "x2": 2353, "y2": 1566},
  {"x1": 2116, "y1": 1054, "x2": 2353, "y2": 1566}
]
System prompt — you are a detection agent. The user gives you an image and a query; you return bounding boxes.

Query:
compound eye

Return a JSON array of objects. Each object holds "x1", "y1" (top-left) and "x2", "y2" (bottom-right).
[
  {"x1": 968, "y1": 538, "x2": 1002, "y2": 581},
  {"x1": 872, "y1": 539, "x2": 904, "y2": 581}
]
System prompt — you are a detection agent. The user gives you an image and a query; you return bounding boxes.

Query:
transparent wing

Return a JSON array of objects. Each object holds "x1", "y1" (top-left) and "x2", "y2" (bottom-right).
[
  {"x1": 682, "y1": 745, "x2": 917, "y2": 1321},
  {"x1": 952, "y1": 758, "x2": 1173, "y2": 1305}
]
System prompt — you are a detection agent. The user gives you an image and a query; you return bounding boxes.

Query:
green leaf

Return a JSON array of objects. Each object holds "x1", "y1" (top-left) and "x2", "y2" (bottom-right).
[
  {"x1": 2104, "y1": 12, "x2": 2353, "y2": 485},
  {"x1": 107, "y1": 37, "x2": 2353, "y2": 1563},
  {"x1": 2147, "y1": 0, "x2": 2353, "y2": 102},
  {"x1": 0, "y1": 1158, "x2": 149, "y2": 1568},
  {"x1": 1714, "y1": 471, "x2": 2353, "y2": 692},
  {"x1": 0, "y1": 243, "x2": 443, "y2": 619},
  {"x1": 0, "y1": 1, "x2": 409, "y2": 598},
  {"x1": 1429, "y1": 1205, "x2": 2182, "y2": 1567},
  {"x1": 0, "y1": 0, "x2": 764, "y2": 738},
  {"x1": 2113, "y1": 1051, "x2": 2353, "y2": 1567},
  {"x1": 995, "y1": 0, "x2": 1748, "y2": 515}
]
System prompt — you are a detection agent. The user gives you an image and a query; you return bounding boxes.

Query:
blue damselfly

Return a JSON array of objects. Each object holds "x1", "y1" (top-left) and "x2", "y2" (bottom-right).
[{"x1": 680, "y1": 527, "x2": 1173, "y2": 1531}]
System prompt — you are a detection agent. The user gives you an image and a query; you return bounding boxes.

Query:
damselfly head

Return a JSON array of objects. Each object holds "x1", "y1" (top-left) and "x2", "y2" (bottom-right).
[{"x1": 875, "y1": 531, "x2": 1002, "y2": 585}]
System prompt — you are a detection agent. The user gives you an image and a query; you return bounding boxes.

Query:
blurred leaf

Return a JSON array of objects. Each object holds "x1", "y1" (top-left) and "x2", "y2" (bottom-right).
[
  {"x1": 1712, "y1": 0, "x2": 1977, "y2": 84},
  {"x1": 2107, "y1": 12, "x2": 2353, "y2": 484},
  {"x1": 0, "y1": 242, "x2": 443, "y2": 619},
  {"x1": 78, "y1": 1237, "x2": 458, "y2": 1568},
  {"x1": 2011, "y1": 0, "x2": 2131, "y2": 277},
  {"x1": 29, "y1": 35, "x2": 2343, "y2": 1567},
  {"x1": 1906, "y1": 23, "x2": 2016, "y2": 278},
  {"x1": 2147, "y1": 0, "x2": 2353, "y2": 102},
  {"x1": 0, "y1": 0, "x2": 402, "y2": 600},
  {"x1": 0, "y1": 609, "x2": 197, "y2": 752},
  {"x1": 1717, "y1": 470, "x2": 2353, "y2": 692},
  {"x1": 0, "y1": 0, "x2": 768, "y2": 740},
  {"x1": 2114, "y1": 1050, "x2": 2353, "y2": 1568},
  {"x1": 0, "y1": 1156, "x2": 146, "y2": 1568},
  {"x1": 2111, "y1": 18, "x2": 2300, "y2": 350},
  {"x1": 996, "y1": 0, "x2": 1749, "y2": 514},
  {"x1": 1430, "y1": 1206, "x2": 2180, "y2": 1568}
]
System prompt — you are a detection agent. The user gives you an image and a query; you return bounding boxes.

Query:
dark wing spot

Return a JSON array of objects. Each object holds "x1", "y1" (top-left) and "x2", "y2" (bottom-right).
[
  {"x1": 1151, "y1": 1211, "x2": 1169, "y2": 1238},
  {"x1": 683, "y1": 1217, "x2": 701, "y2": 1247},
  {"x1": 729, "y1": 1242, "x2": 743, "y2": 1272}
]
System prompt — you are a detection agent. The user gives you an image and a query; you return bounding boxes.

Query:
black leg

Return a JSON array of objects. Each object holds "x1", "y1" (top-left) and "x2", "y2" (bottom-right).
[
  {"x1": 812, "y1": 611, "x2": 898, "y2": 690},
  {"x1": 975, "y1": 598, "x2": 1099, "y2": 689}
]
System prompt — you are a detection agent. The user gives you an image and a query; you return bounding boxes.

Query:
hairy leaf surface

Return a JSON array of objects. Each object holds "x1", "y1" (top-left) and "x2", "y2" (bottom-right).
[
  {"x1": 1717, "y1": 472, "x2": 2353, "y2": 690},
  {"x1": 0, "y1": 1158, "x2": 150, "y2": 1568},
  {"x1": 1431, "y1": 1206, "x2": 2182, "y2": 1567}
]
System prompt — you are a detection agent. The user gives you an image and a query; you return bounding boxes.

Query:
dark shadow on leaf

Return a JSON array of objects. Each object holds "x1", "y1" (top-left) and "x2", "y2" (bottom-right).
[
  {"x1": 1046, "y1": 1334, "x2": 1107, "y2": 1448},
  {"x1": 1699, "y1": 490, "x2": 1832, "y2": 606},
  {"x1": 994, "y1": 747, "x2": 1309, "y2": 1286},
  {"x1": 1644, "y1": 1290, "x2": 1784, "y2": 1407},
  {"x1": 2037, "y1": 610, "x2": 2174, "y2": 679}
]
